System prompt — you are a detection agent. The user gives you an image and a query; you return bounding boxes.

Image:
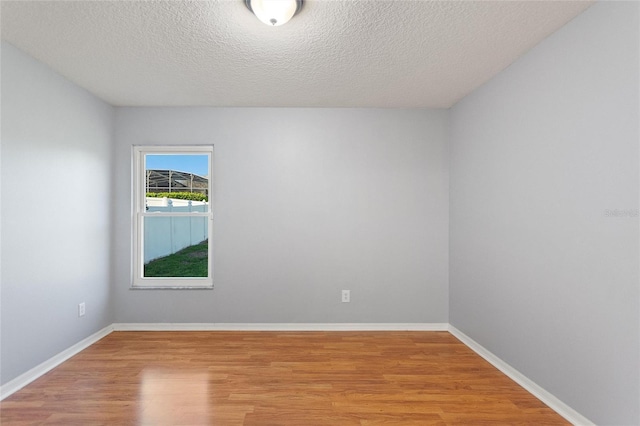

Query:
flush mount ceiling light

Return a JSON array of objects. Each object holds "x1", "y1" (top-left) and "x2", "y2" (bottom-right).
[{"x1": 245, "y1": 0, "x2": 302, "y2": 26}]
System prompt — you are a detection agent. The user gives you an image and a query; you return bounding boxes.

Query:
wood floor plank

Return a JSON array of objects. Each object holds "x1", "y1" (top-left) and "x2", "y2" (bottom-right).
[{"x1": 0, "y1": 331, "x2": 569, "y2": 425}]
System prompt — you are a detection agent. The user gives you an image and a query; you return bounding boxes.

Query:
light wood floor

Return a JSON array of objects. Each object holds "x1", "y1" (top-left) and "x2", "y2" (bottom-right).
[{"x1": 1, "y1": 331, "x2": 568, "y2": 425}]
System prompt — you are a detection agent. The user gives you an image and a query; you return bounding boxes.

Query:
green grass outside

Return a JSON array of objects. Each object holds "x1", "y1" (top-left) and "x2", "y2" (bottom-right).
[{"x1": 144, "y1": 240, "x2": 208, "y2": 277}]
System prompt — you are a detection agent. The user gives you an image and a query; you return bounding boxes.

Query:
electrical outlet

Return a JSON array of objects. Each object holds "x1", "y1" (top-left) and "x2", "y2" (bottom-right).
[
  {"x1": 78, "y1": 302, "x2": 86, "y2": 317},
  {"x1": 342, "y1": 290, "x2": 350, "y2": 303}
]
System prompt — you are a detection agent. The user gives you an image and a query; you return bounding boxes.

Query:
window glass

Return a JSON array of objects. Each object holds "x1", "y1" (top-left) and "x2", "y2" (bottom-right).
[{"x1": 133, "y1": 147, "x2": 213, "y2": 288}]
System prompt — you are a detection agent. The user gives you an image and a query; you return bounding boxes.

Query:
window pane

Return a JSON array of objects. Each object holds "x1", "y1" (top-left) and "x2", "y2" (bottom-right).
[
  {"x1": 143, "y1": 216, "x2": 209, "y2": 278},
  {"x1": 133, "y1": 147, "x2": 213, "y2": 288},
  {"x1": 145, "y1": 154, "x2": 209, "y2": 207}
]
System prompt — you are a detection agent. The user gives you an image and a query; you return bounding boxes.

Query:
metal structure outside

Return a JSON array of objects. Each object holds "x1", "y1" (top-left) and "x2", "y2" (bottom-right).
[{"x1": 145, "y1": 169, "x2": 209, "y2": 195}]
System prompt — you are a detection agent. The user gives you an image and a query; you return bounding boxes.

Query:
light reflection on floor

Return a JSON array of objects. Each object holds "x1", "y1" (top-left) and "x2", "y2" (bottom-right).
[{"x1": 138, "y1": 368, "x2": 210, "y2": 424}]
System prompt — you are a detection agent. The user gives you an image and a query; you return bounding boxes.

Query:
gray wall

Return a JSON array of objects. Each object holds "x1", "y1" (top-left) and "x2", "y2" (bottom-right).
[
  {"x1": 113, "y1": 108, "x2": 449, "y2": 323},
  {"x1": 1, "y1": 42, "x2": 115, "y2": 384},
  {"x1": 449, "y1": 2, "x2": 639, "y2": 425}
]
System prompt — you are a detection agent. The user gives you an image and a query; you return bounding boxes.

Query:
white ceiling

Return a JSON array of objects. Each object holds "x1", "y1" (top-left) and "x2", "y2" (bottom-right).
[{"x1": 1, "y1": 0, "x2": 594, "y2": 108}]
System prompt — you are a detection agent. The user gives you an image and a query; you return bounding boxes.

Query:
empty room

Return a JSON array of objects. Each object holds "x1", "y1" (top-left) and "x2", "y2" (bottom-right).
[{"x1": 0, "y1": 0, "x2": 638, "y2": 424}]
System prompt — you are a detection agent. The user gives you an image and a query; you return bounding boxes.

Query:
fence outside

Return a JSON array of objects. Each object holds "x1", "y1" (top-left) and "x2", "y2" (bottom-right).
[{"x1": 144, "y1": 198, "x2": 208, "y2": 263}]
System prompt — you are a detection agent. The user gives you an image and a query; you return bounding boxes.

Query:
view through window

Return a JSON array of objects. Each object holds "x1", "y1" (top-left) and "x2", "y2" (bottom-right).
[{"x1": 133, "y1": 146, "x2": 213, "y2": 288}]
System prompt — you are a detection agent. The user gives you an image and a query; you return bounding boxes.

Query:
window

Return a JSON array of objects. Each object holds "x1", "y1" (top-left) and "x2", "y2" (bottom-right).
[{"x1": 132, "y1": 146, "x2": 213, "y2": 288}]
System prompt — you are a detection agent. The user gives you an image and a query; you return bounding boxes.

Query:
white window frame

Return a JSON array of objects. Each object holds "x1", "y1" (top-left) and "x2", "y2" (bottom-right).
[{"x1": 132, "y1": 145, "x2": 213, "y2": 289}]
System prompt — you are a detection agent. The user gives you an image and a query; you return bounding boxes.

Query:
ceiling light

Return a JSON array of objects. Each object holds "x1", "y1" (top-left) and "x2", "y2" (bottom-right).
[{"x1": 245, "y1": 0, "x2": 302, "y2": 26}]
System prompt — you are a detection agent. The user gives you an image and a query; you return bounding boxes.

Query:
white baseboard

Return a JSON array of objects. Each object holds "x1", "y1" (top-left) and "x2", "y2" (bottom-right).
[
  {"x1": 448, "y1": 325, "x2": 594, "y2": 426},
  {"x1": 113, "y1": 322, "x2": 449, "y2": 331},
  {"x1": 0, "y1": 324, "x2": 114, "y2": 401}
]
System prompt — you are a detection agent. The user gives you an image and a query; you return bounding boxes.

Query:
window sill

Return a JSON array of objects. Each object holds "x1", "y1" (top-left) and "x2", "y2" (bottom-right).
[{"x1": 130, "y1": 285, "x2": 214, "y2": 290}]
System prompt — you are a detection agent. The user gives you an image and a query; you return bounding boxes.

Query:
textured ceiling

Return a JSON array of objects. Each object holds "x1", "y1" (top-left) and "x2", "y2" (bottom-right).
[{"x1": 1, "y1": 0, "x2": 594, "y2": 108}]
